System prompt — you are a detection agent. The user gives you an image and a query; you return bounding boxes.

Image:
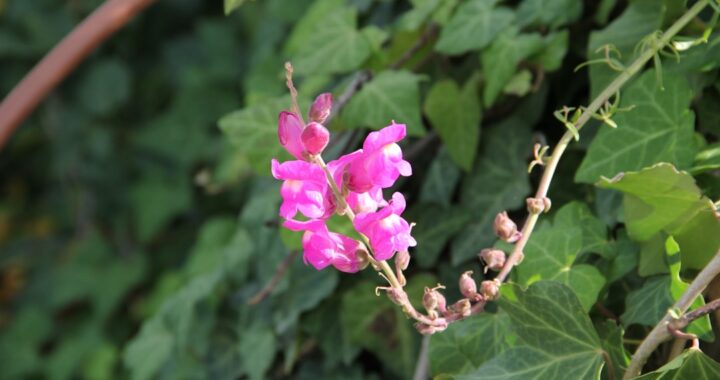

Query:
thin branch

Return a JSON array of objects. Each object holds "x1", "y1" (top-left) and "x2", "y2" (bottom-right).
[
  {"x1": 624, "y1": 249, "x2": 720, "y2": 379},
  {"x1": 671, "y1": 297, "x2": 720, "y2": 330},
  {"x1": 0, "y1": 0, "x2": 156, "y2": 150},
  {"x1": 495, "y1": 0, "x2": 710, "y2": 284},
  {"x1": 247, "y1": 251, "x2": 299, "y2": 305}
]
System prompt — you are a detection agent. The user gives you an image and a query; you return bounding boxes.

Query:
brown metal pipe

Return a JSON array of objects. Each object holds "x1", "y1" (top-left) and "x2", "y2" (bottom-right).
[{"x1": 0, "y1": 0, "x2": 156, "y2": 149}]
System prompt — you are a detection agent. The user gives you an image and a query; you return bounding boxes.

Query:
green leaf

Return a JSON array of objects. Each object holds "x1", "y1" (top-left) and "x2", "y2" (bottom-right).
[
  {"x1": 605, "y1": 230, "x2": 640, "y2": 283},
  {"x1": 621, "y1": 276, "x2": 673, "y2": 327},
  {"x1": 516, "y1": 0, "x2": 582, "y2": 29},
  {"x1": 77, "y1": 58, "x2": 130, "y2": 115},
  {"x1": 292, "y1": 8, "x2": 371, "y2": 75},
  {"x1": 224, "y1": 0, "x2": 249, "y2": 15},
  {"x1": 342, "y1": 70, "x2": 424, "y2": 135},
  {"x1": 639, "y1": 233, "x2": 669, "y2": 276},
  {"x1": 238, "y1": 324, "x2": 276, "y2": 380},
  {"x1": 450, "y1": 116, "x2": 532, "y2": 264},
  {"x1": 419, "y1": 147, "x2": 461, "y2": 207},
  {"x1": 424, "y1": 79, "x2": 481, "y2": 171},
  {"x1": 576, "y1": 70, "x2": 697, "y2": 183},
  {"x1": 634, "y1": 349, "x2": 720, "y2": 379},
  {"x1": 123, "y1": 319, "x2": 174, "y2": 380},
  {"x1": 406, "y1": 203, "x2": 471, "y2": 268},
  {"x1": 429, "y1": 311, "x2": 513, "y2": 377},
  {"x1": 458, "y1": 282, "x2": 605, "y2": 380},
  {"x1": 554, "y1": 201, "x2": 609, "y2": 257},
  {"x1": 691, "y1": 143, "x2": 720, "y2": 175},
  {"x1": 532, "y1": 30, "x2": 569, "y2": 71},
  {"x1": 515, "y1": 219, "x2": 606, "y2": 311},
  {"x1": 272, "y1": 259, "x2": 339, "y2": 333},
  {"x1": 596, "y1": 321, "x2": 629, "y2": 380},
  {"x1": 218, "y1": 97, "x2": 292, "y2": 175},
  {"x1": 435, "y1": 0, "x2": 514, "y2": 55},
  {"x1": 665, "y1": 236, "x2": 713, "y2": 340},
  {"x1": 598, "y1": 163, "x2": 720, "y2": 269},
  {"x1": 341, "y1": 274, "x2": 434, "y2": 377},
  {"x1": 481, "y1": 29, "x2": 544, "y2": 106}
]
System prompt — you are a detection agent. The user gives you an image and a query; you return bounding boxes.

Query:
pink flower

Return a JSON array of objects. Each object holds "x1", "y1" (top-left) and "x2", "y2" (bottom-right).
[
  {"x1": 271, "y1": 159, "x2": 331, "y2": 220},
  {"x1": 278, "y1": 111, "x2": 306, "y2": 160},
  {"x1": 353, "y1": 192, "x2": 416, "y2": 260},
  {"x1": 309, "y1": 93, "x2": 332, "y2": 124},
  {"x1": 346, "y1": 122, "x2": 412, "y2": 192},
  {"x1": 301, "y1": 122, "x2": 330, "y2": 155},
  {"x1": 284, "y1": 219, "x2": 367, "y2": 273},
  {"x1": 346, "y1": 186, "x2": 387, "y2": 214}
]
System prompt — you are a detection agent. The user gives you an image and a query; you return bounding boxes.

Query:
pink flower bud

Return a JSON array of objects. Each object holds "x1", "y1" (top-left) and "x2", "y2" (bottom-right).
[
  {"x1": 480, "y1": 280, "x2": 500, "y2": 300},
  {"x1": 459, "y1": 271, "x2": 478, "y2": 299},
  {"x1": 396, "y1": 250, "x2": 410, "y2": 271},
  {"x1": 423, "y1": 287, "x2": 438, "y2": 313},
  {"x1": 301, "y1": 122, "x2": 330, "y2": 156},
  {"x1": 309, "y1": 93, "x2": 333, "y2": 124},
  {"x1": 479, "y1": 249, "x2": 506, "y2": 273},
  {"x1": 494, "y1": 211, "x2": 521, "y2": 243},
  {"x1": 415, "y1": 319, "x2": 448, "y2": 335},
  {"x1": 451, "y1": 299, "x2": 472, "y2": 318},
  {"x1": 435, "y1": 290, "x2": 447, "y2": 314}
]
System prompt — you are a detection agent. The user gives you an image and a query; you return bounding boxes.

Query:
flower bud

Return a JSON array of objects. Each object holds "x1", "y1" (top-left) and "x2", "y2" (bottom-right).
[
  {"x1": 309, "y1": 93, "x2": 333, "y2": 124},
  {"x1": 395, "y1": 250, "x2": 410, "y2": 271},
  {"x1": 378, "y1": 286, "x2": 408, "y2": 306},
  {"x1": 423, "y1": 287, "x2": 438, "y2": 314},
  {"x1": 459, "y1": 271, "x2": 478, "y2": 299},
  {"x1": 451, "y1": 299, "x2": 472, "y2": 318},
  {"x1": 494, "y1": 211, "x2": 521, "y2": 243},
  {"x1": 435, "y1": 290, "x2": 447, "y2": 314},
  {"x1": 415, "y1": 319, "x2": 448, "y2": 335},
  {"x1": 479, "y1": 249, "x2": 506, "y2": 273},
  {"x1": 480, "y1": 280, "x2": 500, "y2": 301},
  {"x1": 301, "y1": 122, "x2": 330, "y2": 155}
]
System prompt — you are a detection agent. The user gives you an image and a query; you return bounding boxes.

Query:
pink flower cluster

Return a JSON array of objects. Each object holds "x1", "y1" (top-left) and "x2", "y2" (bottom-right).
[{"x1": 271, "y1": 93, "x2": 416, "y2": 273}]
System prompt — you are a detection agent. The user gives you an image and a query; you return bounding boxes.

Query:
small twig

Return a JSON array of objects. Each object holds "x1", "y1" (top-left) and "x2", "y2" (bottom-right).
[
  {"x1": 671, "y1": 297, "x2": 720, "y2": 331},
  {"x1": 412, "y1": 336, "x2": 431, "y2": 380},
  {"x1": 595, "y1": 302, "x2": 619, "y2": 321},
  {"x1": 0, "y1": 0, "x2": 156, "y2": 150},
  {"x1": 247, "y1": 251, "x2": 299, "y2": 305}
]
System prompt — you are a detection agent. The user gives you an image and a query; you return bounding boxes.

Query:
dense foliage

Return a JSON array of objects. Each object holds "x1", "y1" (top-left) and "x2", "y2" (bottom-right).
[{"x1": 2, "y1": 0, "x2": 720, "y2": 379}]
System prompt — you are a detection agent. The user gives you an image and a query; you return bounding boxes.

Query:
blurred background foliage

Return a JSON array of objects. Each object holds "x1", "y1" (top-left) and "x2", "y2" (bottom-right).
[{"x1": 1, "y1": 0, "x2": 720, "y2": 379}]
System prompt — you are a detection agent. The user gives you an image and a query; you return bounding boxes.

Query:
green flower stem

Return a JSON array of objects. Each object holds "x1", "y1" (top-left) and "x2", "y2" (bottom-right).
[{"x1": 496, "y1": 0, "x2": 710, "y2": 287}]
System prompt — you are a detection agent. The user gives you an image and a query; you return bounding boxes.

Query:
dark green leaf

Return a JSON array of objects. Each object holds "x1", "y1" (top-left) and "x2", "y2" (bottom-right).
[
  {"x1": 424, "y1": 79, "x2": 481, "y2": 171},
  {"x1": 435, "y1": 0, "x2": 514, "y2": 55},
  {"x1": 342, "y1": 70, "x2": 424, "y2": 135},
  {"x1": 634, "y1": 349, "x2": 720, "y2": 379}
]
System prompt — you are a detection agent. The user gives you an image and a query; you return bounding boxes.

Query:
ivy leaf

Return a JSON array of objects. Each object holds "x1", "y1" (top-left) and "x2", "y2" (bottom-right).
[
  {"x1": 516, "y1": 0, "x2": 582, "y2": 29},
  {"x1": 218, "y1": 97, "x2": 291, "y2": 175},
  {"x1": 424, "y1": 79, "x2": 482, "y2": 171},
  {"x1": 634, "y1": 349, "x2": 720, "y2": 379},
  {"x1": 481, "y1": 29, "x2": 544, "y2": 106},
  {"x1": 451, "y1": 116, "x2": 532, "y2": 264},
  {"x1": 515, "y1": 220, "x2": 606, "y2": 311},
  {"x1": 419, "y1": 147, "x2": 461, "y2": 207},
  {"x1": 576, "y1": 70, "x2": 696, "y2": 183},
  {"x1": 271, "y1": 259, "x2": 339, "y2": 333},
  {"x1": 238, "y1": 324, "x2": 276, "y2": 380},
  {"x1": 77, "y1": 58, "x2": 130, "y2": 115},
  {"x1": 665, "y1": 236, "x2": 713, "y2": 340},
  {"x1": 342, "y1": 70, "x2": 424, "y2": 135},
  {"x1": 429, "y1": 311, "x2": 513, "y2": 377},
  {"x1": 621, "y1": 276, "x2": 673, "y2": 327},
  {"x1": 224, "y1": 0, "x2": 249, "y2": 15},
  {"x1": 435, "y1": 0, "x2": 514, "y2": 55},
  {"x1": 691, "y1": 143, "x2": 720, "y2": 175},
  {"x1": 292, "y1": 8, "x2": 371, "y2": 75},
  {"x1": 598, "y1": 163, "x2": 720, "y2": 269},
  {"x1": 458, "y1": 282, "x2": 606, "y2": 380},
  {"x1": 406, "y1": 204, "x2": 471, "y2": 268},
  {"x1": 596, "y1": 321, "x2": 629, "y2": 380},
  {"x1": 554, "y1": 201, "x2": 609, "y2": 257}
]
